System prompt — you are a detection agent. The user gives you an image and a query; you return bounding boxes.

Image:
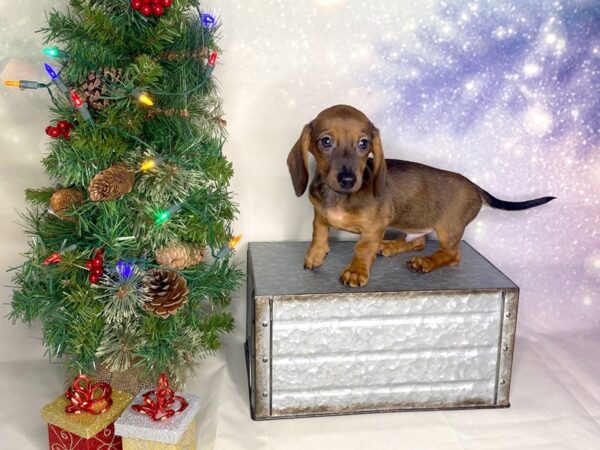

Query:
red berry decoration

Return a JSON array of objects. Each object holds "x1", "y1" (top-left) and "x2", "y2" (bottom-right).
[
  {"x1": 132, "y1": 0, "x2": 172, "y2": 16},
  {"x1": 46, "y1": 121, "x2": 75, "y2": 140},
  {"x1": 91, "y1": 257, "x2": 103, "y2": 268},
  {"x1": 85, "y1": 249, "x2": 105, "y2": 284},
  {"x1": 46, "y1": 126, "x2": 61, "y2": 138}
]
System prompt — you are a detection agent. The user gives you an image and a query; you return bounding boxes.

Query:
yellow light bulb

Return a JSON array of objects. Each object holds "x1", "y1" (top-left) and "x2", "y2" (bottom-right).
[
  {"x1": 229, "y1": 235, "x2": 242, "y2": 249},
  {"x1": 140, "y1": 159, "x2": 157, "y2": 171},
  {"x1": 138, "y1": 92, "x2": 154, "y2": 106},
  {"x1": 4, "y1": 80, "x2": 19, "y2": 87}
]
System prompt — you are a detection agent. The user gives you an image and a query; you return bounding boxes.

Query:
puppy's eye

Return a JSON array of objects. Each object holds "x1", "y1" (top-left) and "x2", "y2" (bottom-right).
[
  {"x1": 320, "y1": 136, "x2": 333, "y2": 149},
  {"x1": 357, "y1": 138, "x2": 369, "y2": 151}
]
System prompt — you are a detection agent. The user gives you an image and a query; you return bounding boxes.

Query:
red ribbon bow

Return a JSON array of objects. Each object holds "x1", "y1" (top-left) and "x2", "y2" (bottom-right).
[
  {"x1": 132, "y1": 373, "x2": 188, "y2": 421},
  {"x1": 65, "y1": 375, "x2": 113, "y2": 415}
]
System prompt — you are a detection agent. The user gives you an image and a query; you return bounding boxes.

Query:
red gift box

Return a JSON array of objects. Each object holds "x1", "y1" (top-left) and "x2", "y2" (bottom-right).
[
  {"x1": 41, "y1": 376, "x2": 133, "y2": 450},
  {"x1": 47, "y1": 423, "x2": 122, "y2": 450}
]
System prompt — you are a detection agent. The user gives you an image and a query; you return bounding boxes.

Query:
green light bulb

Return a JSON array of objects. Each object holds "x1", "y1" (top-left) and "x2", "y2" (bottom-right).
[
  {"x1": 155, "y1": 210, "x2": 171, "y2": 225},
  {"x1": 42, "y1": 47, "x2": 62, "y2": 58}
]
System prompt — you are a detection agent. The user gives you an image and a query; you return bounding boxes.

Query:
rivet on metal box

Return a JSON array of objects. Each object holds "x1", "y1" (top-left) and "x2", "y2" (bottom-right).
[{"x1": 245, "y1": 240, "x2": 518, "y2": 420}]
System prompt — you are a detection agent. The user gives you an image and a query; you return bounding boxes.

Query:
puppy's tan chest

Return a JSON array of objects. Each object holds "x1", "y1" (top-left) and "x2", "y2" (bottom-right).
[
  {"x1": 323, "y1": 207, "x2": 367, "y2": 233},
  {"x1": 325, "y1": 207, "x2": 347, "y2": 227}
]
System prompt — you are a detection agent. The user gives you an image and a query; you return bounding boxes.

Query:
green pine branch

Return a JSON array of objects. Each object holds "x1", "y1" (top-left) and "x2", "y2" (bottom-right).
[{"x1": 10, "y1": 0, "x2": 242, "y2": 385}]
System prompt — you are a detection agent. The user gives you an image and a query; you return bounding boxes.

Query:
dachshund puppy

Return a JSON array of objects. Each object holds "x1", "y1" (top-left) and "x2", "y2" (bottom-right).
[{"x1": 287, "y1": 104, "x2": 554, "y2": 287}]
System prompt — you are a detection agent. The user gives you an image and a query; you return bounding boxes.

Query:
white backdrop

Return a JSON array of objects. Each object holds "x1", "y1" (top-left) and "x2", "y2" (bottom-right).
[{"x1": 1, "y1": 1, "x2": 599, "y2": 449}]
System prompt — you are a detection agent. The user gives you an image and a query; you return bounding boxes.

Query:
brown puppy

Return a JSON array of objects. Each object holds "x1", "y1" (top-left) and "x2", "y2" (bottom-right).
[{"x1": 287, "y1": 104, "x2": 555, "y2": 287}]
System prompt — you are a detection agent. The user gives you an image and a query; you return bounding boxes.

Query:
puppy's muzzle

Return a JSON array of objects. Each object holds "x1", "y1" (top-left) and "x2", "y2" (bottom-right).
[{"x1": 337, "y1": 168, "x2": 356, "y2": 190}]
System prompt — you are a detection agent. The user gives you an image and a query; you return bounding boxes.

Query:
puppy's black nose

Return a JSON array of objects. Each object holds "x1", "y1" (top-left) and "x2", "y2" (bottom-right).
[{"x1": 337, "y1": 171, "x2": 356, "y2": 189}]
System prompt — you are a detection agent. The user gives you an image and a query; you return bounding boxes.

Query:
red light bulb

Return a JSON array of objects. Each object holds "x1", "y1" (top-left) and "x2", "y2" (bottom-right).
[
  {"x1": 208, "y1": 51, "x2": 218, "y2": 66},
  {"x1": 44, "y1": 253, "x2": 62, "y2": 265},
  {"x1": 70, "y1": 91, "x2": 84, "y2": 108}
]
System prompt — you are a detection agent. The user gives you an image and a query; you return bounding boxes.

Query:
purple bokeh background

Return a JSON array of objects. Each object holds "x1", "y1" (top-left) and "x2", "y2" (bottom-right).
[{"x1": 367, "y1": 0, "x2": 599, "y2": 333}]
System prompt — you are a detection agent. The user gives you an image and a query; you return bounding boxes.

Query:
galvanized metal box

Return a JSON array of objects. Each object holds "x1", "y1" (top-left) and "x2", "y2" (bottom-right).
[{"x1": 245, "y1": 241, "x2": 519, "y2": 420}]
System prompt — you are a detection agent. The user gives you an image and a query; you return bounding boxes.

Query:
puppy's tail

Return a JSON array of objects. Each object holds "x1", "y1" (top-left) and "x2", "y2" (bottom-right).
[{"x1": 478, "y1": 189, "x2": 556, "y2": 211}]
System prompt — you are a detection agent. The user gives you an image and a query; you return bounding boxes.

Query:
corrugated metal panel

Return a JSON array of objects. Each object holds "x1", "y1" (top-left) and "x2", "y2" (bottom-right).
[
  {"x1": 270, "y1": 292, "x2": 502, "y2": 414},
  {"x1": 272, "y1": 379, "x2": 496, "y2": 415}
]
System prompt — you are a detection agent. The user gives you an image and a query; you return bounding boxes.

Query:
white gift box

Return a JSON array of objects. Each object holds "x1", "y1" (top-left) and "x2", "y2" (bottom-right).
[{"x1": 115, "y1": 391, "x2": 200, "y2": 449}]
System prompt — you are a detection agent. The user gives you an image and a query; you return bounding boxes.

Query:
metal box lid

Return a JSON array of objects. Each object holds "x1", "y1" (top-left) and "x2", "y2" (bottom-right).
[{"x1": 248, "y1": 240, "x2": 517, "y2": 296}]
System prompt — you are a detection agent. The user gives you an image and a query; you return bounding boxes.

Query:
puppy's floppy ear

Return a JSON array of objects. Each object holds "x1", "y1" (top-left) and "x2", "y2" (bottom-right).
[
  {"x1": 287, "y1": 122, "x2": 312, "y2": 197},
  {"x1": 371, "y1": 126, "x2": 387, "y2": 199}
]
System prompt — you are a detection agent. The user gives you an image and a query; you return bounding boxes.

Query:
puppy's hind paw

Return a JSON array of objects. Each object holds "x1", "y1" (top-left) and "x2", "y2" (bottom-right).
[
  {"x1": 379, "y1": 240, "x2": 400, "y2": 257},
  {"x1": 407, "y1": 256, "x2": 435, "y2": 273}
]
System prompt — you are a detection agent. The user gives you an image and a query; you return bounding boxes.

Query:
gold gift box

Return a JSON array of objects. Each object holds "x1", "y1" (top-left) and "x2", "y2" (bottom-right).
[
  {"x1": 41, "y1": 389, "x2": 133, "y2": 438},
  {"x1": 123, "y1": 421, "x2": 195, "y2": 450}
]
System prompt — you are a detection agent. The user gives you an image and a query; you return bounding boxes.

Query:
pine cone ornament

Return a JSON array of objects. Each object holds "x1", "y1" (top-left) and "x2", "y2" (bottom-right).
[
  {"x1": 79, "y1": 68, "x2": 122, "y2": 110},
  {"x1": 50, "y1": 189, "x2": 84, "y2": 218},
  {"x1": 155, "y1": 243, "x2": 205, "y2": 270},
  {"x1": 216, "y1": 117, "x2": 227, "y2": 128},
  {"x1": 88, "y1": 163, "x2": 135, "y2": 202},
  {"x1": 144, "y1": 269, "x2": 189, "y2": 318}
]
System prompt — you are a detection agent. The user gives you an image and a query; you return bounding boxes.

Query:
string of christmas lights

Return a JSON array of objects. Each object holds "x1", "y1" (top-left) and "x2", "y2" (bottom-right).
[{"x1": 8, "y1": 4, "x2": 242, "y2": 388}]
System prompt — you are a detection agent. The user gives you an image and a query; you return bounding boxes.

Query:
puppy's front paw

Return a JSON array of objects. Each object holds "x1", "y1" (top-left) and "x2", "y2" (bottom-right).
[
  {"x1": 304, "y1": 246, "x2": 329, "y2": 270},
  {"x1": 340, "y1": 262, "x2": 369, "y2": 287},
  {"x1": 407, "y1": 256, "x2": 435, "y2": 273}
]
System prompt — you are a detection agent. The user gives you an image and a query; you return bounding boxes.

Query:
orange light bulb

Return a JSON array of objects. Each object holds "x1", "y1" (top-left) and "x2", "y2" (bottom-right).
[{"x1": 228, "y1": 235, "x2": 242, "y2": 249}]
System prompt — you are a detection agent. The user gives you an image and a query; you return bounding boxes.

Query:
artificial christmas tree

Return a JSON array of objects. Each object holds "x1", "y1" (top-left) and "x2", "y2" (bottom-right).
[{"x1": 7, "y1": 0, "x2": 242, "y2": 390}]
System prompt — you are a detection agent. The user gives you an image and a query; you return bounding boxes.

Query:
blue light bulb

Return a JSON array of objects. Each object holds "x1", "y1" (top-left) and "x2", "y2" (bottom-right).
[
  {"x1": 116, "y1": 260, "x2": 135, "y2": 279},
  {"x1": 44, "y1": 63, "x2": 58, "y2": 80},
  {"x1": 201, "y1": 13, "x2": 215, "y2": 28}
]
